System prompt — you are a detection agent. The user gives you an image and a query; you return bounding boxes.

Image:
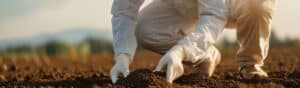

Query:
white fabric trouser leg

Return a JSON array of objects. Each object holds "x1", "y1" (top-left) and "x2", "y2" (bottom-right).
[{"x1": 230, "y1": 0, "x2": 276, "y2": 67}]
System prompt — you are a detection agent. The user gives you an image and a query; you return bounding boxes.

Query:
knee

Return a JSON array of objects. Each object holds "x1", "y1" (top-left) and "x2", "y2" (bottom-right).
[
  {"x1": 135, "y1": 27, "x2": 183, "y2": 54},
  {"x1": 135, "y1": 30, "x2": 179, "y2": 54}
]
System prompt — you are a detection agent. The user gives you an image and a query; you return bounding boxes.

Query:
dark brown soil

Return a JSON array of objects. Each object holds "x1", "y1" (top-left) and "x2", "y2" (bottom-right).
[
  {"x1": 116, "y1": 69, "x2": 170, "y2": 88},
  {"x1": 0, "y1": 47, "x2": 299, "y2": 88}
]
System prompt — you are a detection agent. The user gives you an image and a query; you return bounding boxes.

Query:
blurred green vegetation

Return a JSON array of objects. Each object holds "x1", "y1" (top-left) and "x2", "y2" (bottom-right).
[
  {"x1": 269, "y1": 30, "x2": 300, "y2": 47},
  {"x1": 217, "y1": 30, "x2": 300, "y2": 50},
  {"x1": 0, "y1": 37, "x2": 113, "y2": 59},
  {"x1": 43, "y1": 40, "x2": 69, "y2": 56},
  {"x1": 80, "y1": 37, "x2": 113, "y2": 54},
  {"x1": 77, "y1": 37, "x2": 113, "y2": 59},
  {"x1": 0, "y1": 30, "x2": 299, "y2": 59}
]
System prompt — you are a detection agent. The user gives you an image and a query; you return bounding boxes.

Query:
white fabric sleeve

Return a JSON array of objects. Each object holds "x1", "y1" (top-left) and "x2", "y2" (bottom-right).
[
  {"x1": 111, "y1": 0, "x2": 144, "y2": 60},
  {"x1": 178, "y1": 0, "x2": 228, "y2": 63}
]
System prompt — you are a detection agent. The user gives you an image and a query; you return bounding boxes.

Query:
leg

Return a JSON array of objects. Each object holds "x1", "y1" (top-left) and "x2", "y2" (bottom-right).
[
  {"x1": 236, "y1": 0, "x2": 276, "y2": 78},
  {"x1": 136, "y1": 0, "x2": 192, "y2": 54}
]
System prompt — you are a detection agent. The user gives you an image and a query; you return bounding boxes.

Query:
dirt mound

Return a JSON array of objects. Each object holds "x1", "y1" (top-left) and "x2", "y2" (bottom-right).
[
  {"x1": 173, "y1": 72, "x2": 239, "y2": 88},
  {"x1": 117, "y1": 69, "x2": 171, "y2": 88}
]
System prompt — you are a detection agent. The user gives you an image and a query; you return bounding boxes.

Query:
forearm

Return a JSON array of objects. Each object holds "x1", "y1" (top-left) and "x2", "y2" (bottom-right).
[
  {"x1": 178, "y1": 0, "x2": 228, "y2": 63},
  {"x1": 111, "y1": 0, "x2": 144, "y2": 60},
  {"x1": 178, "y1": 16, "x2": 226, "y2": 62}
]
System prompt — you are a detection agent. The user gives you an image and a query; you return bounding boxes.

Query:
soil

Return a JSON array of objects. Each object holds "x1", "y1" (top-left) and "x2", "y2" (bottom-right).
[{"x1": 0, "y1": 47, "x2": 299, "y2": 88}]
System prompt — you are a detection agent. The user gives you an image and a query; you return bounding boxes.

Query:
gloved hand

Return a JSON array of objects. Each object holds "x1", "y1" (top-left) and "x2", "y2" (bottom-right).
[
  {"x1": 110, "y1": 54, "x2": 131, "y2": 84},
  {"x1": 153, "y1": 45, "x2": 186, "y2": 84}
]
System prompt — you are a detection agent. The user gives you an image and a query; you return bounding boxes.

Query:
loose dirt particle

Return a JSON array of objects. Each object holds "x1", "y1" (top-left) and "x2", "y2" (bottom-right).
[
  {"x1": 0, "y1": 75, "x2": 5, "y2": 81},
  {"x1": 0, "y1": 64, "x2": 8, "y2": 72},
  {"x1": 9, "y1": 65, "x2": 17, "y2": 72}
]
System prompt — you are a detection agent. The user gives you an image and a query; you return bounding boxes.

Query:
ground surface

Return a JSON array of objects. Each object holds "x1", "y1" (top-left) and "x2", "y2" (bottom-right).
[{"x1": 0, "y1": 47, "x2": 299, "y2": 88}]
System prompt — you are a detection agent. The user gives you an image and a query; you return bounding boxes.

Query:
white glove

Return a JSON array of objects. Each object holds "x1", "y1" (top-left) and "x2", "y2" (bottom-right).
[
  {"x1": 154, "y1": 45, "x2": 186, "y2": 84},
  {"x1": 110, "y1": 54, "x2": 131, "y2": 84}
]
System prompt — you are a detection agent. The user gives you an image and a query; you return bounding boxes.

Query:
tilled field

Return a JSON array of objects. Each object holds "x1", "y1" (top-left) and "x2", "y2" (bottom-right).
[{"x1": 0, "y1": 47, "x2": 299, "y2": 88}]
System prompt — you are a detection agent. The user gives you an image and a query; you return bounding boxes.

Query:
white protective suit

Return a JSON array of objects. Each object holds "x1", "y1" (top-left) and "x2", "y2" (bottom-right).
[{"x1": 111, "y1": 0, "x2": 276, "y2": 83}]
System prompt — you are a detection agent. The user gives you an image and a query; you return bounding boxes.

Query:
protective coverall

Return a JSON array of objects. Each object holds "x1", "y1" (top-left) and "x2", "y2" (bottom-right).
[{"x1": 111, "y1": 0, "x2": 276, "y2": 84}]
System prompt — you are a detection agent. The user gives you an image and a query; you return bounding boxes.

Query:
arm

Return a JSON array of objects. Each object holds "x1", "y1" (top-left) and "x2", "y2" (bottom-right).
[
  {"x1": 178, "y1": 0, "x2": 228, "y2": 63},
  {"x1": 110, "y1": 0, "x2": 144, "y2": 84},
  {"x1": 154, "y1": 0, "x2": 228, "y2": 83},
  {"x1": 112, "y1": 0, "x2": 144, "y2": 60}
]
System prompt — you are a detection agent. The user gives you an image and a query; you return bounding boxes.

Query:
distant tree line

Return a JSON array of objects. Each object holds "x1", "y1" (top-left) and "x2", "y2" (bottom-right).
[
  {"x1": 0, "y1": 37, "x2": 113, "y2": 59},
  {"x1": 218, "y1": 30, "x2": 300, "y2": 49},
  {"x1": 0, "y1": 30, "x2": 299, "y2": 58},
  {"x1": 269, "y1": 31, "x2": 300, "y2": 46}
]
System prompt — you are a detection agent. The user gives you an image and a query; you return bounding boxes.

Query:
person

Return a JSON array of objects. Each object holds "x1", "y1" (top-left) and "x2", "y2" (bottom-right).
[{"x1": 110, "y1": 0, "x2": 276, "y2": 84}]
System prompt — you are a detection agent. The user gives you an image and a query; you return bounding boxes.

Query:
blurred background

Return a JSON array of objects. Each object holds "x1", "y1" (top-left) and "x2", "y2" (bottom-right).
[
  {"x1": 0, "y1": 0, "x2": 299, "y2": 59},
  {"x1": 0, "y1": 1, "x2": 300, "y2": 86}
]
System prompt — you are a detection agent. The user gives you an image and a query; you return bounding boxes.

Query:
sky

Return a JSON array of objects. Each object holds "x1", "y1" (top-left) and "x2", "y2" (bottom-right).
[{"x1": 0, "y1": 0, "x2": 299, "y2": 40}]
